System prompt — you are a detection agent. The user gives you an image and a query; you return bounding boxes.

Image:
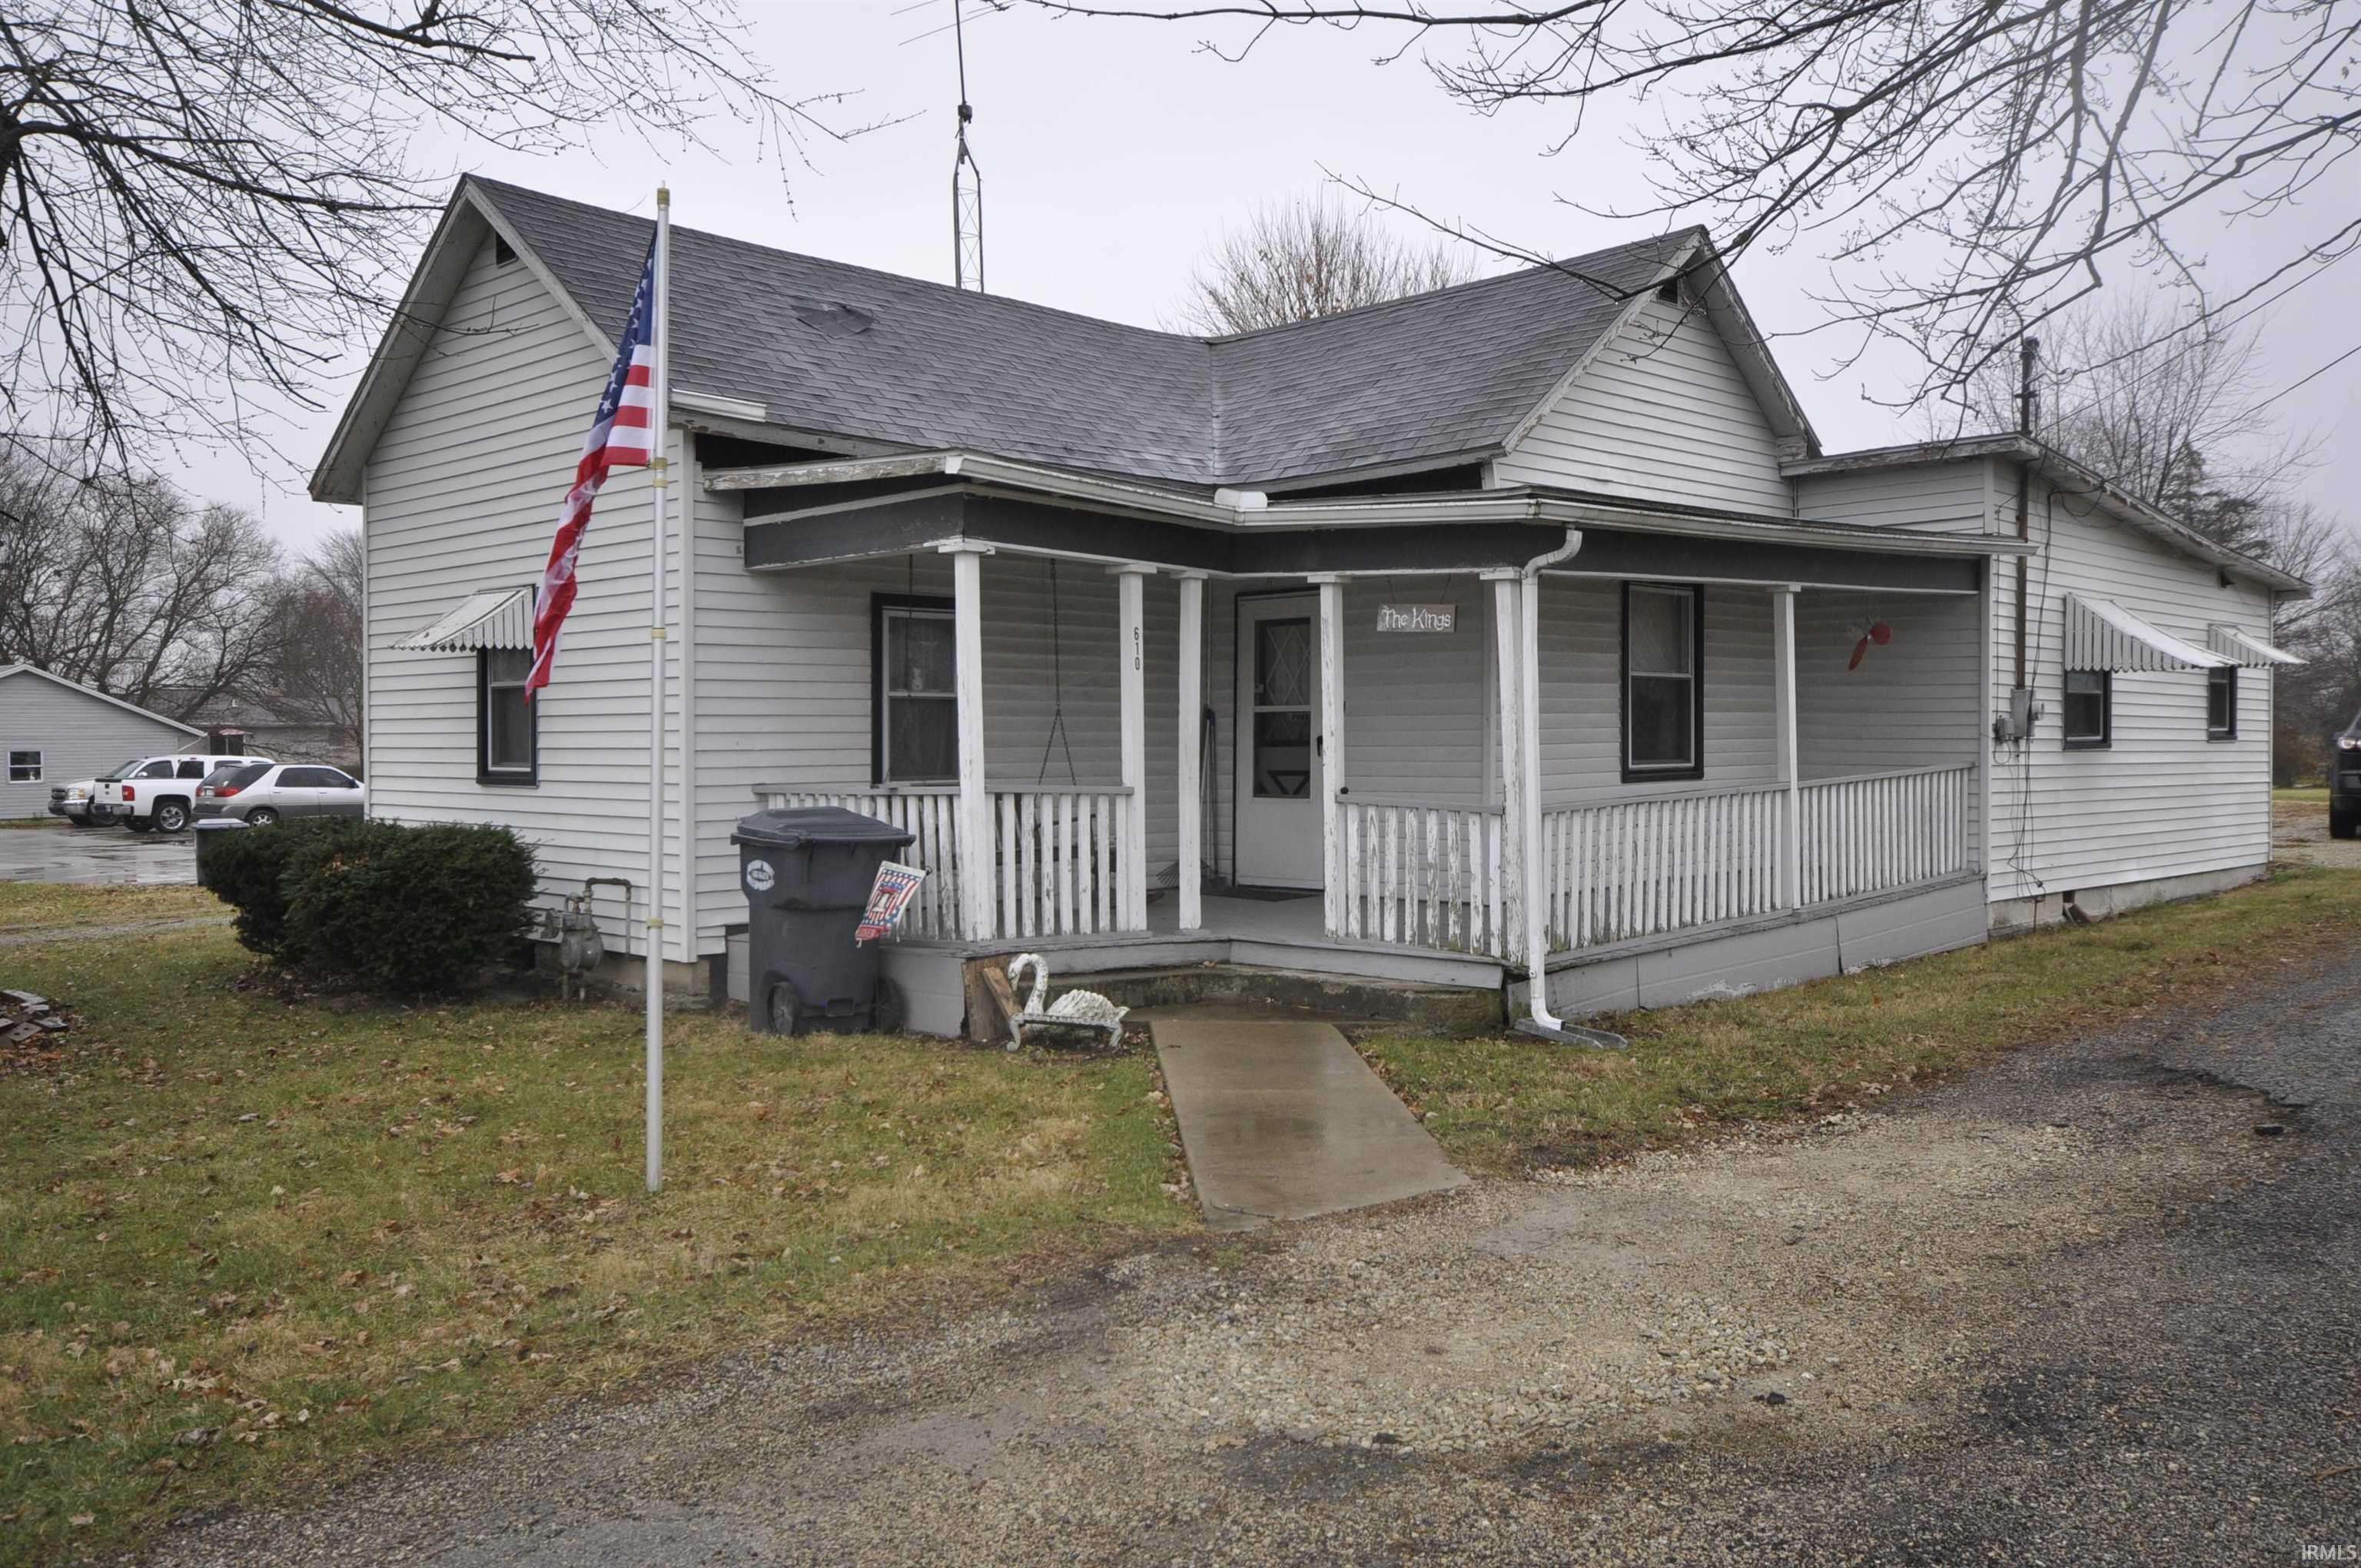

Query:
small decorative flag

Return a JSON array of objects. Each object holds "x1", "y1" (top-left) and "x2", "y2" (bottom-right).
[
  {"x1": 527, "y1": 239, "x2": 659, "y2": 696},
  {"x1": 855, "y1": 863, "x2": 930, "y2": 945}
]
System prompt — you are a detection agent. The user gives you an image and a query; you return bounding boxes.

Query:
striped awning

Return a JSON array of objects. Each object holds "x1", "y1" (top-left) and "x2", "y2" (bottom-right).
[
  {"x1": 2207, "y1": 623, "x2": 2304, "y2": 667},
  {"x1": 395, "y1": 586, "x2": 535, "y2": 652},
  {"x1": 2062, "y1": 593, "x2": 2230, "y2": 673}
]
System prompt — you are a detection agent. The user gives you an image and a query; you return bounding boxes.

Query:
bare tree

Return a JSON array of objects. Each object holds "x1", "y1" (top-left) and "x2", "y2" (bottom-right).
[
  {"x1": 3, "y1": 2, "x2": 865, "y2": 470},
  {"x1": 1173, "y1": 194, "x2": 1481, "y2": 334},
  {"x1": 1934, "y1": 294, "x2": 2334, "y2": 572},
  {"x1": 1034, "y1": 0, "x2": 2361, "y2": 403},
  {"x1": 272, "y1": 528, "x2": 365, "y2": 765},
  {"x1": 0, "y1": 448, "x2": 284, "y2": 713}
]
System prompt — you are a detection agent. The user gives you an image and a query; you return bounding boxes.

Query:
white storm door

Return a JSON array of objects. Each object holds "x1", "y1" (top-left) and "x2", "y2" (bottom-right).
[{"x1": 1234, "y1": 593, "x2": 1325, "y2": 889}]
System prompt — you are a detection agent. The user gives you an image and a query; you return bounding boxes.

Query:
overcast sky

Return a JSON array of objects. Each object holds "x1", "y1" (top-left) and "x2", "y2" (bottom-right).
[{"x1": 194, "y1": 0, "x2": 2360, "y2": 557}]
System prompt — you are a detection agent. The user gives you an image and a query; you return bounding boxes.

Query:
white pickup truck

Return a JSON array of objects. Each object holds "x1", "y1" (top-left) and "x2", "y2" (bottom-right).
[{"x1": 90, "y1": 753, "x2": 275, "y2": 833}]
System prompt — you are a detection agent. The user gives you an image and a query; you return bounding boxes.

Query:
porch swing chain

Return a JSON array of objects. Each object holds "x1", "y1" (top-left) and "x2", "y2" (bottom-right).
[{"x1": 1036, "y1": 559, "x2": 1079, "y2": 785}]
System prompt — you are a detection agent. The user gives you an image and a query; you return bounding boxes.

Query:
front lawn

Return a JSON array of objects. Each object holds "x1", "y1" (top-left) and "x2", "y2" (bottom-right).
[
  {"x1": 0, "y1": 883, "x2": 221, "y2": 934},
  {"x1": 0, "y1": 928, "x2": 1185, "y2": 1562},
  {"x1": 1364, "y1": 862, "x2": 2361, "y2": 1174}
]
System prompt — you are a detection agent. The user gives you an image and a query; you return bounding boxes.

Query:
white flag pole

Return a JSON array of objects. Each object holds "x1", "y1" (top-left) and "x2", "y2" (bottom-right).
[{"x1": 646, "y1": 184, "x2": 672, "y2": 1194}]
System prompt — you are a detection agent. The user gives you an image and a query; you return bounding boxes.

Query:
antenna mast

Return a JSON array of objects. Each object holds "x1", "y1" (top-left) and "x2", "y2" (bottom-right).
[{"x1": 951, "y1": 1, "x2": 985, "y2": 291}]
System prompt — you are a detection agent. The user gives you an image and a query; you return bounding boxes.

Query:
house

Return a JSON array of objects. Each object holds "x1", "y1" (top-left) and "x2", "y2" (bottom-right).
[
  {"x1": 310, "y1": 178, "x2": 2305, "y2": 1035},
  {"x1": 0, "y1": 664, "x2": 203, "y2": 819},
  {"x1": 148, "y1": 689, "x2": 361, "y2": 774}
]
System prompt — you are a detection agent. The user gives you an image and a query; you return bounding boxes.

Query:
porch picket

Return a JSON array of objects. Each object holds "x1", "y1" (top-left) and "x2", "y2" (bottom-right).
[
  {"x1": 1542, "y1": 782, "x2": 1788, "y2": 953},
  {"x1": 758, "y1": 787, "x2": 962, "y2": 939},
  {"x1": 1333, "y1": 796, "x2": 1507, "y2": 957},
  {"x1": 759, "y1": 784, "x2": 1132, "y2": 942},
  {"x1": 1796, "y1": 763, "x2": 1971, "y2": 905}
]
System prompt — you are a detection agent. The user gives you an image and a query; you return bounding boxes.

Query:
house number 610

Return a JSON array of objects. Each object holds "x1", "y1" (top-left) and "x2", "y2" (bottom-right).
[{"x1": 1132, "y1": 625, "x2": 1141, "y2": 671}]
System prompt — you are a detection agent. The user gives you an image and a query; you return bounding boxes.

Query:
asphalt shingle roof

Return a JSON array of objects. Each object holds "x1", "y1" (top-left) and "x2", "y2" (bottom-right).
[{"x1": 469, "y1": 178, "x2": 1695, "y2": 490}]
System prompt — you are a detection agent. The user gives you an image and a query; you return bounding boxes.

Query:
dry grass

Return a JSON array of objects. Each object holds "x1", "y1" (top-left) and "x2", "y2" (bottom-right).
[
  {"x1": 0, "y1": 882, "x2": 221, "y2": 933},
  {"x1": 0, "y1": 927, "x2": 1187, "y2": 1562},
  {"x1": 1363, "y1": 862, "x2": 2361, "y2": 1176}
]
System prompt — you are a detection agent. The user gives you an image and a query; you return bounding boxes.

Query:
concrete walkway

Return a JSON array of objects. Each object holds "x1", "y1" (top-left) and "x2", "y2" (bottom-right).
[{"x1": 1150, "y1": 1015, "x2": 1467, "y2": 1231}]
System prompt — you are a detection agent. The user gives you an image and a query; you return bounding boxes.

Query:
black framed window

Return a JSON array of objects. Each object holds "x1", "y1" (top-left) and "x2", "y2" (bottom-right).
[
  {"x1": 479, "y1": 649, "x2": 537, "y2": 783},
  {"x1": 2063, "y1": 669, "x2": 2111, "y2": 749},
  {"x1": 2207, "y1": 666, "x2": 2237, "y2": 741},
  {"x1": 872, "y1": 595, "x2": 957, "y2": 786},
  {"x1": 1622, "y1": 582, "x2": 1705, "y2": 781}
]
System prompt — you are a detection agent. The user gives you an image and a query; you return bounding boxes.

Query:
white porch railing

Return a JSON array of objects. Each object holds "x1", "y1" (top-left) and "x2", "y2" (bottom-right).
[
  {"x1": 1336, "y1": 797, "x2": 1508, "y2": 957},
  {"x1": 753, "y1": 784, "x2": 1136, "y2": 942},
  {"x1": 758, "y1": 787, "x2": 964, "y2": 939},
  {"x1": 1796, "y1": 763, "x2": 1973, "y2": 906},
  {"x1": 1542, "y1": 786, "x2": 1788, "y2": 952},
  {"x1": 1333, "y1": 762, "x2": 1976, "y2": 962},
  {"x1": 993, "y1": 786, "x2": 1131, "y2": 939}
]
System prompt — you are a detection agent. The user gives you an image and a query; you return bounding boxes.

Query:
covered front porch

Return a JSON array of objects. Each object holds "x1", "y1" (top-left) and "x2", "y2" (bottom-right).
[{"x1": 711, "y1": 452, "x2": 2015, "y2": 1034}]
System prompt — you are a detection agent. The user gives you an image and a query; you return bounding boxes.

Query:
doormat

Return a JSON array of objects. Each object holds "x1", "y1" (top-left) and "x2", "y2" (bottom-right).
[{"x1": 1215, "y1": 885, "x2": 1322, "y2": 902}]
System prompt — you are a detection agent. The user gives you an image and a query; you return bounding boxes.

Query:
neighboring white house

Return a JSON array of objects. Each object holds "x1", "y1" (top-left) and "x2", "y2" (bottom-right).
[
  {"x1": 0, "y1": 665, "x2": 203, "y2": 819},
  {"x1": 309, "y1": 178, "x2": 2305, "y2": 1034}
]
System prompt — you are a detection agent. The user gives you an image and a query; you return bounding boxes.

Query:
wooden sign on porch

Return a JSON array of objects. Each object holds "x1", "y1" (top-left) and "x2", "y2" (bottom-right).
[{"x1": 1376, "y1": 603, "x2": 1456, "y2": 634}]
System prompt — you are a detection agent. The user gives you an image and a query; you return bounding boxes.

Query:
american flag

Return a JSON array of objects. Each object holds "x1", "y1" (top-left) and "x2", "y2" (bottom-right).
[{"x1": 527, "y1": 238, "x2": 659, "y2": 696}]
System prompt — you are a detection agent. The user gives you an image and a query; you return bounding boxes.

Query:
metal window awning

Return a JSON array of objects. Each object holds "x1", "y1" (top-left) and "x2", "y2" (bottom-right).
[
  {"x1": 2062, "y1": 593, "x2": 2231, "y2": 673},
  {"x1": 395, "y1": 586, "x2": 535, "y2": 652},
  {"x1": 2207, "y1": 623, "x2": 2304, "y2": 667}
]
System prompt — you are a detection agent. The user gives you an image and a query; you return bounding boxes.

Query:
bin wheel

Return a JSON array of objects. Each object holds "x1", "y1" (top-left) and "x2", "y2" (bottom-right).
[
  {"x1": 872, "y1": 978, "x2": 905, "y2": 1035},
  {"x1": 765, "y1": 982, "x2": 802, "y2": 1037}
]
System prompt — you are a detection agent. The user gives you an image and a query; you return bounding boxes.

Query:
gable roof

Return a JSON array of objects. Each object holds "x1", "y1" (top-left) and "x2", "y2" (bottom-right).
[
  {"x1": 318, "y1": 178, "x2": 1805, "y2": 501},
  {"x1": 0, "y1": 664, "x2": 205, "y2": 736}
]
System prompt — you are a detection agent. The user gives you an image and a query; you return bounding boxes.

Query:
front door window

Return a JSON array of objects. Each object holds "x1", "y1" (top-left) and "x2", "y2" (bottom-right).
[{"x1": 1251, "y1": 616, "x2": 1313, "y2": 799}]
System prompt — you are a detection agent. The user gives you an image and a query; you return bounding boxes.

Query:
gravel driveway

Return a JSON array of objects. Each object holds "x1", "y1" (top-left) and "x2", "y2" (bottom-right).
[
  {"x1": 2274, "y1": 796, "x2": 2361, "y2": 868},
  {"x1": 145, "y1": 949, "x2": 2361, "y2": 1565}
]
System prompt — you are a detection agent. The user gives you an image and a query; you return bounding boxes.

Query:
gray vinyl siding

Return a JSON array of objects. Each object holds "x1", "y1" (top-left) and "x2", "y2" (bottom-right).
[
  {"x1": 692, "y1": 543, "x2": 1190, "y2": 954},
  {"x1": 1491, "y1": 294, "x2": 1791, "y2": 517},
  {"x1": 361, "y1": 238, "x2": 691, "y2": 958},
  {"x1": 1793, "y1": 460, "x2": 1991, "y2": 533},
  {"x1": 0, "y1": 673, "x2": 194, "y2": 818},
  {"x1": 1532, "y1": 577, "x2": 1777, "y2": 805},
  {"x1": 1987, "y1": 466, "x2": 2277, "y2": 902}
]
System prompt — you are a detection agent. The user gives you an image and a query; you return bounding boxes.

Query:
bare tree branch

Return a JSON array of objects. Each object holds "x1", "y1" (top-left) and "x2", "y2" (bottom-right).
[
  {"x1": 3, "y1": 2, "x2": 879, "y2": 472},
  {"x1": 1030, "y1": 0, "x2": 2361, "y2": 404},
  {"x1": 1170, "y1": 190, "x2": 1486, "y2": 331}
]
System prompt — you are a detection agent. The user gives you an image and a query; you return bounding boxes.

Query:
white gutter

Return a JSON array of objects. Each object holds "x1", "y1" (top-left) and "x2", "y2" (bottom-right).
[{"x1": 712, "y1": 450, "x2": 2032, "y2": 560}]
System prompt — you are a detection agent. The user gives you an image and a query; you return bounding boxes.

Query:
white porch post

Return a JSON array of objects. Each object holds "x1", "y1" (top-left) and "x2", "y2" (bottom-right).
[
  {"x1": 1770, "y1": 583, "x2": 1802, "y2": 909},
  {"x1": 1311, "y1": 574, "x2": 1347, "y2": 937},
  {"x1": 1483, "y1": 570, "x2": 1525, "y2": 956},
  {"x1": 947, "y1": 543, "x2": 995, "y2": 940},
  {"x1": 1114, "y1": 563, "x2": 1151, "y2": 932},
  {"x1": 1175, "y1": 571, "x2": 1207, "y2": 932}
]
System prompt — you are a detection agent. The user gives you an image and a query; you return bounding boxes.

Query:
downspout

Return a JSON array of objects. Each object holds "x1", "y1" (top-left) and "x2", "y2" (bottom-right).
[{"x1": 1513, "y1": 530, "x2": 1626, "y2": 1048}]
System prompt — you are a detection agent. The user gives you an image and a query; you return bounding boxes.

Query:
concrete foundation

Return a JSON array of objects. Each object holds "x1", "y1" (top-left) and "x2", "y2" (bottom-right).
[
  {"x1": 1989, "y1": 862, "x2": 2269, "y2": 936},
  {"x1": 1516, "y1": 875, "x2": 1991, "y2": 1018},
  {"x1": 534, "y1": 938, "x2": 715, "y2": 1008}
]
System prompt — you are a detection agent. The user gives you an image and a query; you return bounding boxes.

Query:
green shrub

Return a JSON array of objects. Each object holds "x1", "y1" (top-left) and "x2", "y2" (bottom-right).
[
  {"x1": 280, "y1": 821, "x2": 538, "y2": 994},
  {"x1": 205, "y1": 817, "x2": 367, "y2": 958}
]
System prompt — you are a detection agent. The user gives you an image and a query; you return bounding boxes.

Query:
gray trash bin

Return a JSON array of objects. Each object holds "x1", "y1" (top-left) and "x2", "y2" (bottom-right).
[
  {"x1": 193, "y1": 816, "x2": 248, "y2": 889},
  {"x1": 732, "y1": 807, "x2": 915, "y2": 1036}
]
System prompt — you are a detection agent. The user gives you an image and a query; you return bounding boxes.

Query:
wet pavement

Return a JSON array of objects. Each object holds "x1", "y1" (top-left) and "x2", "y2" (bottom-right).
[{"x1": 0, "y1": 819, "x2": 198, "y2": 885}]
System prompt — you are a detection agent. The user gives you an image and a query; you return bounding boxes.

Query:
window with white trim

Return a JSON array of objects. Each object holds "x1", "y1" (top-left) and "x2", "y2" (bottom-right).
[
  {"x1": 873, "y1": 596, "x2": 958, "y2": 785},
  {"x1": 7, "y1": 750, "x2": 40, "y2": 783}
]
